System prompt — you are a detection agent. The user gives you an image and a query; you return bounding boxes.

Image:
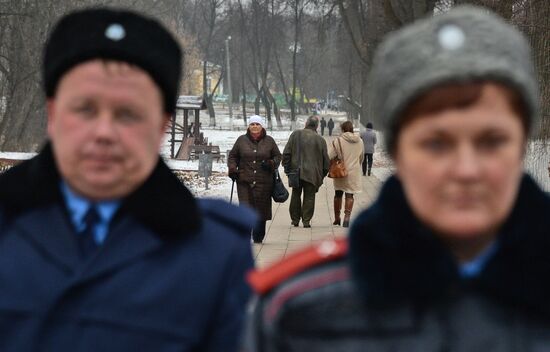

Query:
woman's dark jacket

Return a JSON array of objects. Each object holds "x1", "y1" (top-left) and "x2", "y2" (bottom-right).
[
  {"x1": 244, "y1": 175, "x2": 550, "y2": 351},
  {"x1": 228, "y1": 129, "x2": 281, "y2": 221},
  {"x1": 0, "y1": 144, "x2": 255, "y2": 352}
]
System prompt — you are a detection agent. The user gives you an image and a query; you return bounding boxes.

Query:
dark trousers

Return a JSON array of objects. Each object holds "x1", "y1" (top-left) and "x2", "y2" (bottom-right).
[
  {"x1": 362, "y1": 153, "x2": 373, "y2": 175},
  {"x1": 328, "y1": 128, "x2": 333, "y2": 136},
  {"x1": 289, "y1": 181, "x2": 317, "y2": 225},
  {"x1": 252, "y1": 220, "x2": 266, "y2": 242},
  {"x1": 320, "y1": 127, "x2": 325, "y2": 136}
]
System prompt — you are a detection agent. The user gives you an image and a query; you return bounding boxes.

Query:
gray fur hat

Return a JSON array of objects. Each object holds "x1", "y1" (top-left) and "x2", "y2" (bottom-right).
[{"x1": 368, "y1": 6, "x2": 539, "y2": 152}]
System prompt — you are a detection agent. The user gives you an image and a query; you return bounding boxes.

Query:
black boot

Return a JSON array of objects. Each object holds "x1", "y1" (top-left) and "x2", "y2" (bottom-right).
[
  {"x1": 252, "y1": 220, "x2": 266, "y2": 243},
  {"x1": 367, "y1": 168, "x2": 371, "y2": 176}
]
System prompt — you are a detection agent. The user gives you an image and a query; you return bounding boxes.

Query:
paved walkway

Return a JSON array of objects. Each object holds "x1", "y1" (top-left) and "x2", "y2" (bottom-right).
[{"x1": 253, "y1": 167, "x2": 384, "y2": 268}]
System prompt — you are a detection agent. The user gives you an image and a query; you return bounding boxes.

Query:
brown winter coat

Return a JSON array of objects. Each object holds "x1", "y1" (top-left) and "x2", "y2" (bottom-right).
[
  {"x1": 328, "y1": 132, "x2": 364, "y2": 194},
  {"x1": 228, "y1": 129, "x2": 282, "y2": 221}
]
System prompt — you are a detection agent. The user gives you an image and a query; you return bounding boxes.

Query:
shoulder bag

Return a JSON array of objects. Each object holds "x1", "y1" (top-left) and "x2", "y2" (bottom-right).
[{"x1": 328, "y1": 138, "x2": 347, "y2": 178}]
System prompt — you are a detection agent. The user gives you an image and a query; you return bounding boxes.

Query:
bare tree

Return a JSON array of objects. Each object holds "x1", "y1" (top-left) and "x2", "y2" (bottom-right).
[
  {"x1": 187, "y1": 0, "x2": 227, "y2": 127},
  {"x1": 0, "y1": 0, "x2": 199, "y2": 151},
  {"x1": 286, "y1": 0, "x2": 317, "y2": 129},
  {"x1": 336, "y1": 0, "x2": 435, "y2": 127},
  {"x1": 0, "y1": 0, "x2": 64, "y2": 151}
]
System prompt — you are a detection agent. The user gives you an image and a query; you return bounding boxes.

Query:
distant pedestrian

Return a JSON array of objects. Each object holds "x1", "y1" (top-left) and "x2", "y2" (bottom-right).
[
  {"x1": 320, "y1": 117, "x2": 327, "y2": 136},
  {"x1": 327, "y1": 118, "x2": 335, "y2": 136},
  {"x1": 228, "y1": 115, "x2": 282, "y2": 243},
  {"x1": 188, "y1": 122, "x2": 194, "y2": 137},
  {"x1": 360, "y1": 122, "x2": 377, "y2": 176},
  {"x1": 282, "y1": 116, "x2": 329, "y2": 227},
  {"x1": 329, "y1": 121, "x2": 363, "y2": 227}
]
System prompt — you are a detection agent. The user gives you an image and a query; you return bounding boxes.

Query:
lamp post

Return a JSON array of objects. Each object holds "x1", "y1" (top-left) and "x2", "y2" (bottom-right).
[{"x1": 225, "y1": 36, "x2": 233, "y2": 130}]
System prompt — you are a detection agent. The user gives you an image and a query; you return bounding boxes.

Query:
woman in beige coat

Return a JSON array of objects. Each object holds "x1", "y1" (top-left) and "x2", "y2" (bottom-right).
[{"x1": 328, "y1": 121, "x2": 364, "y2": 227}]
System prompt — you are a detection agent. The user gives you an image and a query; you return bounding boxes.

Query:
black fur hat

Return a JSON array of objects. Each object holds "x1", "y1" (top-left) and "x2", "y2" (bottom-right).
[{"x1": 43, "y1": 7, "x2": 182, "y2": 114}]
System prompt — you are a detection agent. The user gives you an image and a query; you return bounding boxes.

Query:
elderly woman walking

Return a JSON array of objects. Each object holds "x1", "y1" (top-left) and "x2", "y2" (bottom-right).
[
  {"x1": 228, "y1": 115, "x2": 281, "y2": 243},
  {"x1": 329, "y1": 121, "x2": 364, "y2": 227}
]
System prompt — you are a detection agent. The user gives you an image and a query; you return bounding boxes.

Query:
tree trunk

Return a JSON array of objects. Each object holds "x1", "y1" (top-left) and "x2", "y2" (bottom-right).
[
  {"x1": 260, "y1": 87, "x2": 272, "y2": 129},
  {"x1": 265, "y1": 87, "x2": 282, "y2": 128},
  {"x1": 0, "y1": 8, "x2": 48, "y2": 151},
  {"x1": 254, "y1": 95, "x2": 261, "y2": 115},
  {"x1": 202, "y1": 62, "x2": 216, "y2": 127},
  {"x1": 240, "y1": 75, "x2": 248, "y2": 127},
  {"x1": 337, "y1": 0, "x2": 434, "y2": 128}
]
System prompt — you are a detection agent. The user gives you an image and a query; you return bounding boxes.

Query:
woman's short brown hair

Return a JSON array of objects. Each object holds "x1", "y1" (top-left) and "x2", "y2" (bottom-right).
[
  {"x1": 390, "y1": 82, "x2": 529, "y2": 156},
  {"x1": 340, "y1": 121, "x2": 354, "y2": 133}
]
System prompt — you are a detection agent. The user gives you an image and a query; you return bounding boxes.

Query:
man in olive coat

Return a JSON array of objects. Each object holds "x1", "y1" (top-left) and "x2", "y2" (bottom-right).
[{"x1": 283, "y1": 116, "x2": 330, "y2": 227}]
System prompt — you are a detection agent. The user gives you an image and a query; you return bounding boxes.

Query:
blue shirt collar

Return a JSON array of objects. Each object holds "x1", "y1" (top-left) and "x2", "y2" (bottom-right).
[
  {"x1": 459, "y1": 240, "x2": 499, "y2": 279},
  {"x1": 60, "y1": 181, "x2": 121, "y2": 244}
]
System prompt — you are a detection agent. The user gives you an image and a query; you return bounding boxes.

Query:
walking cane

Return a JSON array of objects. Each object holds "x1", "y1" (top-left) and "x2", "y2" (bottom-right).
[{"x1": 229, "y1": 179, "x2": 235, "y2": 204}]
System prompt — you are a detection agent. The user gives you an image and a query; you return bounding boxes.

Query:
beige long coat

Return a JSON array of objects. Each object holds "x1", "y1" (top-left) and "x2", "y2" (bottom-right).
[{"x1": 328, "y1": 132, "x2": 364, "y2": 194}]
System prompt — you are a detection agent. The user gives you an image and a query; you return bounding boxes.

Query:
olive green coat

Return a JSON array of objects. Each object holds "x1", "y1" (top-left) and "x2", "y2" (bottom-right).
[{"x1": 282, "y1": 128, "x2": 330, "y2": 190}]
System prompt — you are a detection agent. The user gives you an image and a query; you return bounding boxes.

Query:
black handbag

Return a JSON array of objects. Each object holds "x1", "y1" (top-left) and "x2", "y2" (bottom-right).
[{"x1": 272, "y1": 170, "x2": 289, "y2": 203}]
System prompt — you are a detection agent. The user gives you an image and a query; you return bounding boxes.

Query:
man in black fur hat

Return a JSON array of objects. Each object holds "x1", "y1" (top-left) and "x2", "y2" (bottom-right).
[{"x1": 0, "y1": 8, "x2": 254, "y2": 352}]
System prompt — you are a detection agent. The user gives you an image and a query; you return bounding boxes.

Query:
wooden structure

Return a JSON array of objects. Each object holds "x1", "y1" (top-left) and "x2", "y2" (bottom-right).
[
  {"x1": 169, "y1": 95, "x2": 207, "y2": 160},
  {"x1": 188, "y1": 145, "x2": 224, "y2": 163}
]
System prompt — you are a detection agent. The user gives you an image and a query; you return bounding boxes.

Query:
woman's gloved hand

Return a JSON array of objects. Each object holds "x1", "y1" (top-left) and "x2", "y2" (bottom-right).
[{"x1": 228, "y1": 169, "x2": 239, "y2": 180}]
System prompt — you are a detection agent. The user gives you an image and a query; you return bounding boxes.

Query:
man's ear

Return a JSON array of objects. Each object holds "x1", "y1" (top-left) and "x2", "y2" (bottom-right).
[{"x1": 46, "y1": 99, "x2": 56, "y2": 138}]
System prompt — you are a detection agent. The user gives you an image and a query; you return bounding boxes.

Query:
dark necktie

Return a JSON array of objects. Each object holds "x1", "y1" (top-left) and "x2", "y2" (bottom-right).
[{"x1": 78, "y1": 206, "x2": 100, "y2": 258}]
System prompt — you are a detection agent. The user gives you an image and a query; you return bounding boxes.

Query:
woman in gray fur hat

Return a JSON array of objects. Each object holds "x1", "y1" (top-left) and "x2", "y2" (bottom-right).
[{"x1": 242, "y1": 6, "x2": 550, "y2": 351}]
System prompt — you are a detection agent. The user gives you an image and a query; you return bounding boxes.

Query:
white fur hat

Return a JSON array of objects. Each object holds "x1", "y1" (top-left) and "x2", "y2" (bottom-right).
[{"x1": 248, "y1": 115, "x2": 264, "y2": 127}]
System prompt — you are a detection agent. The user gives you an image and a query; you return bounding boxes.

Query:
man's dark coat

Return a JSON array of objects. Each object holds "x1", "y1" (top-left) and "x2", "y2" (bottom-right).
[
  {"x1": 282, "y1": 128, "x2": 329, "y2": 190},
  {"x1": 0, "y1": 144, "x2": 255, "y2": 352}
]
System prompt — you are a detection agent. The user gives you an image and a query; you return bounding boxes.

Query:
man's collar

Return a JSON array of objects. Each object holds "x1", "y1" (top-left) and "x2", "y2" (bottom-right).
[
  {"x1": 59, "y1": 180, "x2": 120, "y2": 230},
  {"x1": 0, "y1": 142, "x2": 201, "y2": 240}
]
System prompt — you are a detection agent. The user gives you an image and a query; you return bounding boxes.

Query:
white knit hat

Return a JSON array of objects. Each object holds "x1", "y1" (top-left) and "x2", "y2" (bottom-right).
[{"x1": 248, "y1": 115, "x2": 264, "y2": 127}]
